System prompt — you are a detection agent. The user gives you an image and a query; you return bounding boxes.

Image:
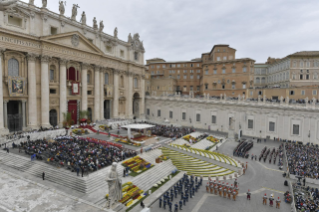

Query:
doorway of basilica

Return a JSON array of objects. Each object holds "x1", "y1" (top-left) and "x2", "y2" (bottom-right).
[
  {"x1": 7, "y1": 101, "x2": 22, "y2": 132},
  {"x1": 133, "y1": 93, "x2": 140, "y2": 118}
]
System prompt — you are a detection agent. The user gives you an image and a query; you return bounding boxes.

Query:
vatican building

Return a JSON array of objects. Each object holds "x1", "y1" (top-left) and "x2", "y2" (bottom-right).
[{"x1": 0, "y1": 0, "x2": 146, "y2": 134}]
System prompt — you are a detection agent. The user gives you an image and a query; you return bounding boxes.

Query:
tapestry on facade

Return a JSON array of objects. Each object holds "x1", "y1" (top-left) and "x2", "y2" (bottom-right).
[{"x1": 8, "y1": 76, "x2": 25, "y2": 97}]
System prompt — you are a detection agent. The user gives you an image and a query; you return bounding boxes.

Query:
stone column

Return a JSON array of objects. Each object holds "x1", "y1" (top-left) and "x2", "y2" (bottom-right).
[
  {"x1": 0, "y1": 48, "x2": 8, "y2": 133},
  {"x1": 22, "y1": 100, "x2": 26, "y2": 129},
  {"x1": 81, "y1": 63, "x2": 88, "y2": 112},
  {"x1": 40, "y1": 55, "x2": 51, "y2": 127},
  {"x1": 94, "y1": 66, "x2": 100, "y2": 121},
  {"x1": 3, "y1": 100, "x2": 8, "y2": 129},
  {"x1": 113, "y1": 70, "x2": 119, "y2": 118},
  {"x1": 127, "y1": 72, "x2": 133, "y2": 119},
  {"x1": 100, "y1": 70, "x2": 104, "y2": 120},
  {"x1": 27, "y1": 53, "x2": 38, "y2": 129},
  {"x1": 59, "y1": 59, "x2": 68, "y2": 127},
  {"x1": 140, "y1": 75, "x2": 146, "y2": 119}
]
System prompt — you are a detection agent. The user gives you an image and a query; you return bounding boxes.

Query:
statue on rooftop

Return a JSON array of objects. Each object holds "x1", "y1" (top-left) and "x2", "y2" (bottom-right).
[
  {"x1": 114, "y1": 27, "x2": 118, "y2": 38},
  {"x1": 59, "y1": 1, "x2": 65, "y2": 15},
  {"x1": 80, "y1": 11, "x2": 86, "y2": 25},
  {"x1": 99, "y1": 21, "x2": 104, "y2": 32},
  {"x1": 71, "y1": 4, "x2": 79, "y2": 21},
  {"x1": 42, "y1": 0, "x2": 47, "y2": 8},
  {"x1": 93, "y1": 17, "x2": 98, "y2": 30}
]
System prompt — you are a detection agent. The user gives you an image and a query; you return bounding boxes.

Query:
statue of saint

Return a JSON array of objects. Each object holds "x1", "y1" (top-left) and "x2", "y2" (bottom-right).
[
  {"x1": 99, "y1": 21, "x2": 104, "y2": 32},
  {"x1": 93, "y1": 17, "x2": 98, "y2": 30},
  {"x1": 59, "y1": 1, "x2": 65, "y2": 15},
  {"x1": 42, "y1": 0, "x2": 47, "y2": 8},
  {"x1": 114, "y1": 27, "x2": 118, "y2": 38},
  {"x1": 106, "y1": 162, "x2": 122, "y2": 208},
  {"x1": 128, "y1": 33, "x2": 132, "y2": 43},
  {"x1": 71, "y1": 4, "x2": 79, "y2": 20},
  {"x1": 80, "y1": 11, "x2": 86, "y2": 25}
]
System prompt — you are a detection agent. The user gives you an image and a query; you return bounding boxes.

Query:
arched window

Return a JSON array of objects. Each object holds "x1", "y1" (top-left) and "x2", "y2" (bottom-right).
[
  {"x1": 50, "y1": 65, "x2": 55, "y2": 81},
  {"x1": 49, "y1": 109, "x2": 58, "y2": 127},
  {"x1": 104, "y1": 73, "x2": 109, "y2": 85},
  {"x1": 67, "y1": 67, "x2": 79, "y2": 81},
  {"x1": 8, "y1": 58, "x2": 19, "y2": 77},
  {"x1": 134, "y1": 52, "x2": 138, "y2": 61},
  {"x1": 120, "y1": 75, "x2": 124, "y2": 87},
  {"x1": 134, "y1": 78, "x2": 138, "y2": 88},
  {"x1": 87, "y1": 72, "x2": 91, "y2": 84}
]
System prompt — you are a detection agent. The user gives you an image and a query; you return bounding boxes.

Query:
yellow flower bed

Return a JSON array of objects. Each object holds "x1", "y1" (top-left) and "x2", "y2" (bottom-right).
[{"x1": 207, "y1": 136, "x2": 219, "y2": 143}]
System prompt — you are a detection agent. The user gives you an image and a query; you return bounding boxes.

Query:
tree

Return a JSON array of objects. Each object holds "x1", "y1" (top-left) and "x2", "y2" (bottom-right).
[
  {"x1": 79, "y1": 110, "x2": 88, "y2": 120},
  {"x1": 62, "y1": 112, "x2": 72, "y2": 127}
]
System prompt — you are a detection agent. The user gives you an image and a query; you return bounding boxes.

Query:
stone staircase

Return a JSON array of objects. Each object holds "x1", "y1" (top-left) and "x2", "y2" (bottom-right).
[
  {"x1": 0, "y1": 150, "x2": 123, "y2": 194},
  {"x1": 93, "y1": 149, "x2": 176, "y2": 207}
]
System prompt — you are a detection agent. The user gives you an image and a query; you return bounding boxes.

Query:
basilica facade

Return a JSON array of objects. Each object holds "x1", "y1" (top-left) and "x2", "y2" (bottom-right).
[{"x1": 0, "y1": 0, "x2": 146, "y2": 133}]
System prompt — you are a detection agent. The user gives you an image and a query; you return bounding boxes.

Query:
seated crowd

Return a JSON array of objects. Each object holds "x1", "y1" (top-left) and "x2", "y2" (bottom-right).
[
  {"x1": 18, "y1": 136, "x2": 137, "y2": 174},
  {"x1": 286, "y1": 143, "x2": 319, "y2": 179},
  {"x1": 295, "y1": 185, "x2": 319, "y2": 211},
  {"x1": 147, "y1": 124, "x2": 195, "y2": 138}
]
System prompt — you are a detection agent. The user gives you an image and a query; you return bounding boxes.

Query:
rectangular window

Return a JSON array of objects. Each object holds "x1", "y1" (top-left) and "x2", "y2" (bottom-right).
[
  {"x1": 190, "y1": 75, "x2": 194, "y2": 79},
  {"x1": 217, "y1": 57, "x2": 221, "y2": 61},
  {"x1": 293, "y1": 124, "x2": 299, "y2": 135},
  {"x1": 87, "y1": 90, "x2": 92, "y2": 95},
  {"x1": 120, "y1": 50, "x2": 124, "y2": 57},
  {"x1": 205, "y1": 84, "x2": 208, "y2": 90},
  {"x1": 196, "y1": 114, "x2": 201, "y2": 122},
  {"x1": 157, "y1": 65, "x2": 160, "y2": 68},
  {"x1": 232, "y1": 84, "x2": 235, "y2": 89},
  {"x1": 212, "y1": 115, "x2": 217, "y2": 124},
  {"x1": 301, "y1": 90, "x2": 305, "y2": 95},
  {"x1": 183, "y1": 75, "x2": 187, "y2": 79},
  {"x1": 190, "y1": 70, "x2": 194, "y2": 73},
  {"x1": 191, "y1": 64, "x2": 194, "y2": 67},
  {"x1": 269, "y1": 122, "x2": 275, "y2": 132},
  {"x1": 147, "y1": 109, "x2": 150, "y2": 116},
  {"x1": 232, "y1": 68, "x2": 236, "y2": 73},
  {"x1": 50, "y1": 89, "x2": 56, "y2": 94},
  {"x1": 183, "y1": 86, "x2": 187, "y2": 91},
  {"x1": 197, "y1": 70, "x2": 201, "y2": 73},
  {"x1": 177, "y1": 75, "x2": 180, "y2": 79},
  {"x1": 222, "y1": 85, "x2": 225, "y2": 89},
  {"x1": 50, "y1": 70, "x2": 54, "y2": 81},
  {"x1": 197, "y1": 75, "x2": 200, "y2": 79},
  {"x1": 243, "y1": 67, "x2": 247, "y2": 72},
  {"x1": 300, "y1": 75, "x2": 303, "y2": 80},
  {"x1": 222, "y1": 69, "x2": 226, "y2": 74},
  {"x1": 190, "y1": 86, "x2": 193, "y2": 91},
  {"x1": 197, "y1": 86, "x2": 200, "y2": 91},
  {"x1": 169, "y1": 111, "x2": 173, "y2": 119},
  {"x1": 177, "y1": 64, "x2": 181, "y2": 68},
  {"x1": 223, "y1": 56, "x2": 227, "y2": 60},
  {"x1": 51, "y1": 27, "x2": 58, "y2": 35},
  {"x1": 248, "y1": 119, "x2": 253, "y2": 129},
  {"x1": 8, "y1": 16, "x2": 22, "y2": 27},
  {"x1": 205, "y1": 70, "x2": 209, "y2": 75},
  {"x1": 313, "y1": 90, "x2": 317, "y2": 95},
  {"x1": 306, "y1": 74, "x2": 309, "y2": 80},
  {"x1": 183, "y1": 70, "x2": 187, "y2": 73},
  {"x1": 197, "y1": 64, "x2": 200, "y2": 67},
  {"x1": 182, "y1": 112, "x2": 186, "y2": 120},
  {"x1": 105, "y1": 73, "x2": 109, "y2": 85},
  {"x1": 214, "y1": 70, "x2": 217, "y2": 74},
  {"x1": 157, "y1": 110, "x2": 161, "y2": 117},
  {"x1": 172, "y1": 64, "x2": 176, "y2": 68},
  {"x1": 243, "y1": 84, "x2": 246, "y2": 89},
  {"x1": 163, "y1": 65, "x2": 166, "y2": 68}
]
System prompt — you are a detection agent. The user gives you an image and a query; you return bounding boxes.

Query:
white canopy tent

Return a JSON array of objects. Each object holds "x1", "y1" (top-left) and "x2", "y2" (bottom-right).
[{"x1": 121, "y1": 124, "x2": 155, "y2": 139}]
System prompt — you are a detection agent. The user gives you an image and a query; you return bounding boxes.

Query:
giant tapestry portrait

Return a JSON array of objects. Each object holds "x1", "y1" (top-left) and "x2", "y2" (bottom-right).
[{"x1": 8, "y1": 76, "x2": 26, "y2": 97}]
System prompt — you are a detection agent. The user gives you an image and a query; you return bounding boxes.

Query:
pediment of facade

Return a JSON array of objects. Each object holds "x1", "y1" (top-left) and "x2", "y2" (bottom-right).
[{"x1": 41, "y1": 32, "x2": 103, "y2": 54}]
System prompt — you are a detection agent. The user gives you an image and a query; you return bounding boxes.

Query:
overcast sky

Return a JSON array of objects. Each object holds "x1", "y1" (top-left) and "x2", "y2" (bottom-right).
[{"x1": 24, "y1": 0, "x2": 319, "y2": 63}]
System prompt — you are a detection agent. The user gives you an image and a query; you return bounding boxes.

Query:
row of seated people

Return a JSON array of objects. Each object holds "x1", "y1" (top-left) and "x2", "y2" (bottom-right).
[
  {"x1": 19, "y1": 136, "x2": 137, "y2": 173},
  {"x1": 144, "y1": 123, "x2": 195, "y2": 138}
]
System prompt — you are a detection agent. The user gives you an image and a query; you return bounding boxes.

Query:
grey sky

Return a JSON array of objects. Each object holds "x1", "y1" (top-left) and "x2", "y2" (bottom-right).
[{"x1": 24, "y1": 0, "x2": 319, "y2": 63}]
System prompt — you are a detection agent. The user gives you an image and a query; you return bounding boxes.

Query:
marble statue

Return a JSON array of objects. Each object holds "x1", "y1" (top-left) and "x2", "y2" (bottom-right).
[
  {"x1": 42, "y1": 0, "x2": 47, "y2": 8},
  {"x1": 280, "y1": 96, "x2": 283, "y2": 104},
  {"x1": 29, "y1": 0, "x2": 34, "y2": 5},
  {"x1": 99, "y1": 21, "x2": 104, "y2": 32},
  {"x1": 93, "y1": 17, "x2": 98, "y2": 30},
  {"x1": 286, "y1": 96, "x2": 289, "y2": 105},
  {"x1": 258, "y1": 95, "x2": 261, "y2": 102},
  {"x1": 114, "y1": 27, "x2": 118, "y2": 38},
  {"x1": 128, "y1": 33, "x2": 132, "y2": 43},
  {"x1": 106, "y1": 162, "x2": 122, "y2": 208},
  {"x1": 207, "y1": 94, "x2": 210, "y2": 100},
  {"x1": 71, "y1": 4, "x2": 79, "y2": 20},
  {"x1": 80, "y1": 11, "x2": 86, "y2": 25},
  {"x1": 59, "y1": 1, "x2": 65, "y2": 15},
  {"x1": 312, "y1": 97, "x2": 316, "y2": 106}
]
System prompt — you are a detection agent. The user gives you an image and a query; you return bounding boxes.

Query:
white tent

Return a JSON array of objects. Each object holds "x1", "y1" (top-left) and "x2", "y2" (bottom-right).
[{"x1": 121, "y1": 124, "x2": 154, "y2": 139}]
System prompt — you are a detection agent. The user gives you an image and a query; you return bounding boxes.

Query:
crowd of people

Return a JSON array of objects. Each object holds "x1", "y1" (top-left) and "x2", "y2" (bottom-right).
[
  {"x1": 286, "y1": 143, "x2": 319, "y2": 179},
  {"x1": 294, "y1": 184, "x2": 319, "y2": 212},
  {"x1": 18, "y1": 136, "x2": 137, "y2": 175},
  {"x1": 147, "y1": 124, "x2": 195, "y2": 138},
  {"x1": 233, "y1": 140, "x2": 253, "y2": 158}
]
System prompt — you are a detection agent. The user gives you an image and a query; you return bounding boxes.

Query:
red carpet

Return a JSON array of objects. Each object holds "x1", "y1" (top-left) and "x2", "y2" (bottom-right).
[{"x1": 80, "y1": 126, "x2": 123, "y2": 138}]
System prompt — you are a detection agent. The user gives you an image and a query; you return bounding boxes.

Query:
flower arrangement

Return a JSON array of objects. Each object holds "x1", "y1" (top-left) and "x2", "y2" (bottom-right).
[
  {"x1": 183, "y1": 135, "x2": 198, "y2": 143},
  {"x1": 206, "y1": 136, "x2": 219, "y2": 143},
  {"x1": 114, "y1": 138, "x2": 141, "y2": 147},
  {"x1": 183, "y1": 143, "x2": 191, "y2": 148},
  {"x1": 72, "y1": 128, "x2": 86, "y2": 135},
  {"x1": 105, "y1": 182, "x2": 146, "y2": 208},
  {"x1": 159, "y1": 155, "x2": 169, "y2": 161},
  {"x1": 99, "y1": 125, "x2": 112, "y2": 131},
  {"x1": 122, "y1": 156, "x2": 154, "y2": 174}
]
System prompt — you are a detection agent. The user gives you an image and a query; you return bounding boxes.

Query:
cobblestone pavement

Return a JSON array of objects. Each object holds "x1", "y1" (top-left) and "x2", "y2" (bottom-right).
[
  {"x1": 147, "y1": 139, "x2": 292, "y2": 212},
  {"x1": 0, "y1": 171, "x2": 105, "y2": 212}
]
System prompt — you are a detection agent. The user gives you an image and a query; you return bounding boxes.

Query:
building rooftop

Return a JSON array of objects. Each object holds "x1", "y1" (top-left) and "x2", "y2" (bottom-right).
[{"x1": 288, "y1": 51, "x2": 319, "y2": 57}]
